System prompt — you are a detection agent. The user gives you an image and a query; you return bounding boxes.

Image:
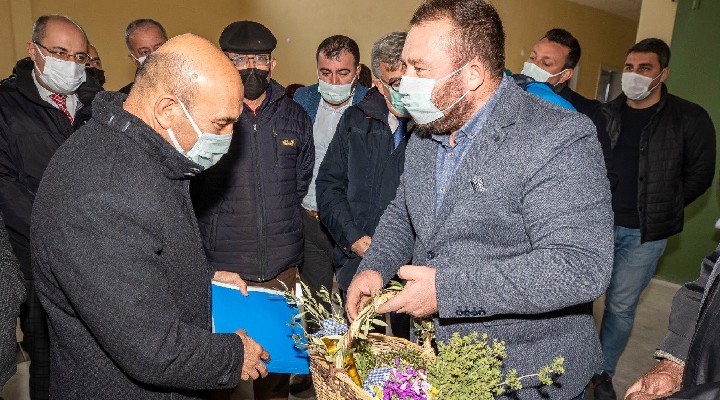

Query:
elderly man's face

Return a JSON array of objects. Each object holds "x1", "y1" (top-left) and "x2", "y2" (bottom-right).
[
  {"x1": 128, "y1": 26, "x2": 166, "y2": 67},
  {"x1": 402, "y1": 18, "x2": 472, "y2": 133},
  {"x1": 28, "y1": 19, "x2": 88, "y2": 74},
  {"x1": 374, "y1": 61, "x2": 406, "y2": 117}
]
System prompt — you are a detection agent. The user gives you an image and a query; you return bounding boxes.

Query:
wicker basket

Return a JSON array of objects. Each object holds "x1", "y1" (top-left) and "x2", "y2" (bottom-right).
[{"x1": 309, "y1": 333, "x2": 435, "y2": 400}]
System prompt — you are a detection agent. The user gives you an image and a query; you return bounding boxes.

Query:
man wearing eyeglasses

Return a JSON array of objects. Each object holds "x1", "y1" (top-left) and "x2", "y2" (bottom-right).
[
  {"x1": 0, "y1": 14, "x2": 101, "y2": 400},
  {"x1": 190, "y1": 20, "x2": 313, "y2": 400},
  {"x1": 315, "y1": 32, "x2": 412, "y2": 337}
]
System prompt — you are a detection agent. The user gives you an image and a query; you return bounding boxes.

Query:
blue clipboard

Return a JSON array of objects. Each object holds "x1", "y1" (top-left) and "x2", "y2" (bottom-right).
[{"x1": 211, "y1": 282, "x2": 309, "y2": 374}]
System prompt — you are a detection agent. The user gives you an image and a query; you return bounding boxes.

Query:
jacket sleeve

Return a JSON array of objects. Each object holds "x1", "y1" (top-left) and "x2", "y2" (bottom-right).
[
  {"x1": 663, "y1": 382, "x2": 720, "y2": 399},
  {"x1": 434, "y1": 115, "x2": 614, "y2": 317},
  {"x1": 656, "y1": 247, "x2": 719, "y2": 363},
  {"x1": 33, "y1": 191, "x2": 244, "y2": 390},
  {"x1": 296, "y1": 110, "x2": 314, "y2": 201},
  {"x1": 587, "y1": 102, "x2": 618, "y2": 191},
  {"x1": 316, "y1": 112, "x2": 365, "y2": 255},
  {"x1": 682, "y1": 106, "x2": 716, "y2": 205},
  {"x1": 356, "y1": 140, "x2": 417, "y2": 283},
  {"x1": 0, "y1": 127, "x2": 33, "y2": 278},
  {"x1": 0, "y1": 211, "x2": 25, "y2": 386}
]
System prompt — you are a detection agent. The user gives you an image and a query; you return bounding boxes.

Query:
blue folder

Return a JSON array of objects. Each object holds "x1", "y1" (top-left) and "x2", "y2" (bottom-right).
[{"x1": 211, "y1": 282, "x2": 310, "y2": 374}]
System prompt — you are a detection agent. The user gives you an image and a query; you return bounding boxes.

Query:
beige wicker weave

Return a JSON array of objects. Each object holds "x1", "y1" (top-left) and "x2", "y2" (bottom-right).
[{"x1": 310, "y1": 332, "x2": 435, "y2": 400}]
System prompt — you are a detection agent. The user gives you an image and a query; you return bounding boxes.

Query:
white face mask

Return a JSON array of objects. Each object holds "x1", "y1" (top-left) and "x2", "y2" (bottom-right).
[
  {"x1": 317, "y1": 74, "x2": 356, "y2": 105},
  {"x1": 133, "y1": 54, "x2": 148, "y2": 65},
  {"x1": 621, "y1": 71, "x2": 663, "y2": 101},
  {"x1": 397, "y1": 64, "x2": 469, "y2": 125},
  {"x1": 166, "y1": 99, "x2": 233, "y2": 169},
  {"x1": 520, "y1": 62, "x2": 568, "y2": 84},
  {"x1": 34, "y1": 44, "x2": 86, "y2": 95}
]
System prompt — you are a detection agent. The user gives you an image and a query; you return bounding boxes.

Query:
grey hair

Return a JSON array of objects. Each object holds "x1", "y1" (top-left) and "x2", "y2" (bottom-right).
[
  {"x1": 370, "y1": 32, "x2": 407, "y2": 79},
  {"x1": 124, "y1": 19, "x2": 168, "y2": 50}
]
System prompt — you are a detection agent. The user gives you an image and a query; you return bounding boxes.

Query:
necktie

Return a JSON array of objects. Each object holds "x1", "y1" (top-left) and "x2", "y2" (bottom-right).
[
  {"x1": 393, "y1": 117, "x2": 409, "y2": 150},
  {"x1": 49, "y1": 93, "x2": 73, "y2": 124}
]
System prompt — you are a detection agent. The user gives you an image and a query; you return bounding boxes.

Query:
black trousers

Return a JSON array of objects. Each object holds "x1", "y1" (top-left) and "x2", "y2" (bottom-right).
[
  {"x1": 19, "y1": 280, "x2": 50, "y2": 400},
  {"x1": 300, "y1": 211, "x2": 335, "y2": 324}
]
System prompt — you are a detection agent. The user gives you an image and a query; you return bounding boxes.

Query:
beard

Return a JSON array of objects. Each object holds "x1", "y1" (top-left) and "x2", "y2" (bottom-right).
[{"x1": 420, "y1": 73, "x2": 474, "y2": 135}]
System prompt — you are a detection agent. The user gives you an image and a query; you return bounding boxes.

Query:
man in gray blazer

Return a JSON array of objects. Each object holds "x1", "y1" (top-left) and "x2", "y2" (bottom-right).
[{"x1": 346, "y1": 1, "x2": 613, "y2": 399}]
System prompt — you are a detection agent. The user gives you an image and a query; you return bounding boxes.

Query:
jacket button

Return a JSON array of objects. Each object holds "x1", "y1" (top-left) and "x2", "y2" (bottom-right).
[
  {"x1": 426, "y1": 251, "x2": 435, "y2": 260},
  {"x1": 639, "y1": 176, "x2": 644, "y2": 182}
]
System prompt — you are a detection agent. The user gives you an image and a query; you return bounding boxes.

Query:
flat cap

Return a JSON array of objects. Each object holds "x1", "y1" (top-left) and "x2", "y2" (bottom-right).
[{"x1": 219, "y1": 21, "x2": 277, "y2": 54}]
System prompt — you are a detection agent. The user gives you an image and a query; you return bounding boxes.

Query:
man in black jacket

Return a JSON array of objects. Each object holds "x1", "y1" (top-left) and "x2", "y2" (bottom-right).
[
  {"x1": 593, "y1": 38, "x2": 716, "y2": 400},
  {"x1": 32, "y1": 33, "x2": 269, "y2": 399},
  {"x1": 118, "y1": 19, "x2": 168, "y2": 94},
  {"x1": 190, "y1": 21, "x2": 314, "y2": 400},
  {"x1": 0, "y1": 14, "x2": 102, "y2": 399},
  {"x1": 522, "y1": 28, "x2": 616, "y2": 190},
  {"x1": 625, "y1": 241, "x2": 720, "y2": 400},
  {"x1": 316, "y1": 32, "x2": 411, "y2": 336}
]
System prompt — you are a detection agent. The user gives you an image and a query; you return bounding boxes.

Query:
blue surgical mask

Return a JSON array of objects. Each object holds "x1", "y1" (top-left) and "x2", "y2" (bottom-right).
[
  {"x1": 397, "y1": 64, "x2": 469, "y2": 125},
  {"x1": 166, "y1": 99, "x2": 233, "y2": 169},
  {"x1": 381, "y1": 82, "x2": 409, "y2": 117},
  {"x1": 317, "y1": 74, "x2": 356, "y2": 105}
]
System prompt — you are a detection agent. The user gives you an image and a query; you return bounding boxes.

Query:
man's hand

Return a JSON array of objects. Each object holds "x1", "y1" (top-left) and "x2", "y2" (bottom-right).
[
  {"x1": 235, "y1": 329, "x2": 270, "y2": 380},
  {"x1": 625, "y1": 359, "x2": 684, "y2": 399},
  {"x1": 351, "y1": 235, "x2": 372, "y2": 258},
  {"x1": 376, "y1": 265, "x2": 437, "y2": 317},
  {"x1": 213, "y1": 271, "x2": 248, "y2": 296},
  {"x1": 346, "y1": 270, "x2": 383, "y2": 321}
]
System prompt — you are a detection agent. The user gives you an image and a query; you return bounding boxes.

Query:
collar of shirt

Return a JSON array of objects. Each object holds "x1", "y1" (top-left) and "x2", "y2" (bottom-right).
[
  {"x1": 387, "y1": 111, "x2": 414, "y2": 133},
  {"x1": 431, "y1": 75, "x2": 510, "y2": 148},
  {"x1": 32, "y1": 69, "x2": 80, "y2": 117}
]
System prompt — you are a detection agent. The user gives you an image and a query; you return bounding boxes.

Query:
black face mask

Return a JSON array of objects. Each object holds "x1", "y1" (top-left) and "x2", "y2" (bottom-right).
[
  {"x1": 239, "y1": 68, "x2": 270, "y2": 100},
  {"x1": 85, "y1": 67, "x2": 106, "y2": 87}
]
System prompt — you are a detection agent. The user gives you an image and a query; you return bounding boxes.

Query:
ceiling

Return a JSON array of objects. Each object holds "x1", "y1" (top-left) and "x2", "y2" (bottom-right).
[{"x1": 567, "y1": 0, "x2": 643, "y2": 20}]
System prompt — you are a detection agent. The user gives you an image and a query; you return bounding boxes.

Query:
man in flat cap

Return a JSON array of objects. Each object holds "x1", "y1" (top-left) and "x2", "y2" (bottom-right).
[{"x1": 190, "y1": 20, "x2": 314, "y2": 400}]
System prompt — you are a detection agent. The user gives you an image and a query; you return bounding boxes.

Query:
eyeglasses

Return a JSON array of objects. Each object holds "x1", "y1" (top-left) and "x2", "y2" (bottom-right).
[
  {"x1": 34, "y1": 41, "x2": 90, "y2": 64},
  {"x1": 86, "y1": 56, "x2": 101, "y2": 68},
  {"x1": 380, "y1": 77, "x2": 402, "y2": 92},
  {"x1": 226, "y1": 54, "x2": 271, "y2": 68}
]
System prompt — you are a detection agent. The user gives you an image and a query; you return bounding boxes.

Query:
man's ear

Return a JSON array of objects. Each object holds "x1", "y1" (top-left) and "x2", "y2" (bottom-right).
[
  {"x1": 659, "y1": 67, "x2": 670, "y2": 83},
  {"x1": 154, "y1": 95, "x2": 178, "y2": 130},
  {"x1": 27, "y1": 41, "x2": 37, "y2": 61},
  {"x1": 558, "y1": 68, "x2": 574, "y2": 85},
  {"x1": 467, "y1": 60, "x2": 486, "y2": 91}
]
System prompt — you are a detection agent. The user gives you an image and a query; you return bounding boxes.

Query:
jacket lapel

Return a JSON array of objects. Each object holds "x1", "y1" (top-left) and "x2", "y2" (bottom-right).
[
  {"x1": 405, "y1": 134, "x2": 438, "y2": 242},
  {"x1": 431, "y1": 82, "x2": 522, "y2": 240}
]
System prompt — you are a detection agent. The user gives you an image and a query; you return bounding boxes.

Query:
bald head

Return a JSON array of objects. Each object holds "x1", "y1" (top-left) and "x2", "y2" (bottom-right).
[
  {"x1": 130, "y1": 34, "x2": 241, "y2": 110},
  {"x1": 124, "y1": 34, "x2": 243, "y2": 153}
]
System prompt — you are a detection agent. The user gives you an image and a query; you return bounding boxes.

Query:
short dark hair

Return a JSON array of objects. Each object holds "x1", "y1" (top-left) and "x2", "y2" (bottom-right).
[
  {"x1": 542, "y1": 28, "x2": 581, "y2": 69},
  {"x1": 125, "y1": 19, "x2": 168, "y2": 50},
  {"x1": 410, "y1": 0, "x2": 505, "y2": 79},
  {"x1": 32, "y1": 15, "x2": 87, "y2": 44},
  {"x1": 316, "y1": 35, "x2": 360, "y2": 67},
  {"x1": 628, "y1": 38, "x2": 671, "y2": 69}
]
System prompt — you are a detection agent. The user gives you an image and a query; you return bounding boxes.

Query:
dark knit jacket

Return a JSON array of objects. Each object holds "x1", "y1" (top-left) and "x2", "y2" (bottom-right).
[
  {"x1": 190, "y1": 80, "x2": 314, "y2": 282},
  {"x1": 603, "y1": 86, "x2": 716, "y2": 242},
  {"x1": 31, "y1": 92, "x2": 244, "y2": 399},
  {"x1": 0, "y1": 57, "x2": 100, "y2": 279},
  {"x1": 657, "y1": 245, "x2": 720, "y2": 399},
  {"x1": 557, "y1": 84, "x2": 617, "y2": 190},
  {"x1": 315, "y1": 88, "x2": 412, "y2": 290},
  {"x1": 0, "y1": 212, "x2": 25, "y2": 386}
]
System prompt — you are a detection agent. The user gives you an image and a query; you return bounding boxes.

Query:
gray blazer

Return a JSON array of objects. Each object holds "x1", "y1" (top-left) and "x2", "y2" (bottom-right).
[{"x1": 358, "y1": 80, "x2": 613, "y2": 399}]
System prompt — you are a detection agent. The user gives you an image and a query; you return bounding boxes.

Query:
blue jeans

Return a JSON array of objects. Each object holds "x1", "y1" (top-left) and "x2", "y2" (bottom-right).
[{"x1": 599, "y1": 226, "x2": 667, "y2": 375}]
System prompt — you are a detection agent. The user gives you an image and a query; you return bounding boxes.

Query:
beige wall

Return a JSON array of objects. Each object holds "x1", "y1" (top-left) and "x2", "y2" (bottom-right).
[
  {"x1": 0, "y1": 0, "x2": 637, "y2": 99},
  {"x1": 636, "y1": 0, "x2": 677, "y2": 44}
]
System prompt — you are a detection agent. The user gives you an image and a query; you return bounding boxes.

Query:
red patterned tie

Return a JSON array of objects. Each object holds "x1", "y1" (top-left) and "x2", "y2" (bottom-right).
[{"x1": 49, "y1": 93, "x2": 73, "y2": 124}]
